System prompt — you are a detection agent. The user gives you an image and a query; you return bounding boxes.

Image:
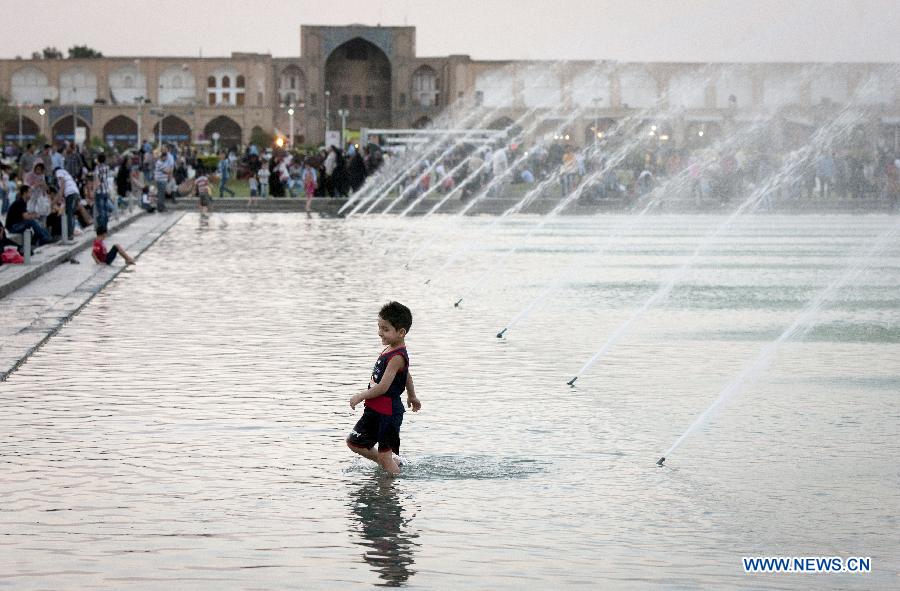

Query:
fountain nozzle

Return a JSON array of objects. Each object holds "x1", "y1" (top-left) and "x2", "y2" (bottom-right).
[
  {"x1": 566, "y1": 377, "x2": 577, "y2": 387},
  {"x1": 656, "y1": 457, "x2": 665, "y2": 467},
  {"x1": 496, "y1": 328, "x2": 507, "y2": 339},
  {"x1": 454, "y1": 298, "x2": 463, "y2": 307}
]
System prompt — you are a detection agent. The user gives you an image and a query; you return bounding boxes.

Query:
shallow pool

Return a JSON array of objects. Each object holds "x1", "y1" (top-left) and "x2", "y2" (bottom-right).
[{"x1": 2, "y1": 212, "x2": 899, "y2": 589}]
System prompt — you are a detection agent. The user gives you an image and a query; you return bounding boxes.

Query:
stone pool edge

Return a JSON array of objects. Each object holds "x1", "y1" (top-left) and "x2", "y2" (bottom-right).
[{"x1": 0, "y1": 213, "x2": 185, "y2": 382}]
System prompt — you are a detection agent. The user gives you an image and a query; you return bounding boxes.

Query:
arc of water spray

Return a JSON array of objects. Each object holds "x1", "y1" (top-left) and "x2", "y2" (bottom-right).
[
  {"x1": 344, "y1": 100, "x2": 485, "y2": 217},
  {"x1": 426, "y1": 60, "x2": 748, "y2": 290},
  {"x1": 347, "y1": 64, "x2": 525, "y2": 218},
  {"x1": 565, "y1": 95, "x2": 872, "y2": 387},
  {"x1": 446, "y1": 71, "x2": 726, "y2": 304},
  {"x1": 395, "y1": 108, "x2": 541, "y2": 219},
  {"x1": 351, "y1": 110, "x2": 487, "y2": 217},
  {"x1": 416, "y1": 96, "x2": 606, "y2": 280},
  {"x1": 445, "y1": 63, "x2": 840, "y2": 303},
  {"x1": 495, "y1": 116, "x2": 774, "y2": 338},
  {"x1": 408, "y1": 62, "x2": 617, "y2": 272},
  {"x1": 657, "y1": 219, "x2": 900, "y2": 466},
  {"x1": 370, "y1": 109, "x2": 493, "y2": 217},
  {"x1": 368, "y1": 109, "x2": 543, "y2": 255}
]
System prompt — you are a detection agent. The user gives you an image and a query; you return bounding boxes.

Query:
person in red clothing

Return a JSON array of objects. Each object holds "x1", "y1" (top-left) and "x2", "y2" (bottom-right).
[
  {"x1": 91, "y1": 225, "x2": 136, "y2": 266},
  {"x1": 347, "y1": 301, "x2": 421, "y2": 475}
]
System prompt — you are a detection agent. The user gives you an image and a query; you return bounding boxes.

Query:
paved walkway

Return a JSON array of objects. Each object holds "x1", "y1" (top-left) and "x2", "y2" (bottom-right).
[{"x1": 0, "y1": 211, "x2": 184, "y2": 380}]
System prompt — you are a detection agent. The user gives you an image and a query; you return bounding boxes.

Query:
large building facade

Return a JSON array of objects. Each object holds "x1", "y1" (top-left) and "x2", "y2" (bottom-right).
[{"x1": 1, "y1": 24, "x2": 899, "y2": 150}]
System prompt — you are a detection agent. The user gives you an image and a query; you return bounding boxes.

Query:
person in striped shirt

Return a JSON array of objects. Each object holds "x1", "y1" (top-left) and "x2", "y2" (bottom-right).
[{"x1": 93, "y1": 153, "x2": 114, "y2": 228}]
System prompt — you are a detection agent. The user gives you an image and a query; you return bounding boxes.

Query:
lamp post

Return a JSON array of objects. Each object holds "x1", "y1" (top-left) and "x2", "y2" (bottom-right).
[
  {"x1": 337, "y1": 108, "x2": 349, "y2": 148},
  {"x1": 212, "y1": 131, "x2": 220, "y2": 154},
  {"x1": 17, "y1": 102, "x2": 23, "y2": 145},
  {"x1": 287, "y1": 104, "x2": 295, "y2": 149},
  {"x1": 38, "y1": 107, "x2": 46, "y2": 139},
  {"x1": 592, "y1": 97, "x2": 603, "y2": 145},
  {"x1": 72, "y1": 88, "x2": 78, "y2": 145},
  {"x1": 324, "y1": 89, "x2": 331, "y2": 140},
  {"x1": 135, "y1": 96, "x2": 144, "y2": 150}
]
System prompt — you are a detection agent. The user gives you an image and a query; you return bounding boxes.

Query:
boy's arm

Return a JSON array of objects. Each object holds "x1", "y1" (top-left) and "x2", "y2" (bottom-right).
[
  {"x1": 350, "y1": 355, "x2": 405, "y2": 410},
  {"x1": 406, "y1": 372, "x2": 421, "y2": 412}
]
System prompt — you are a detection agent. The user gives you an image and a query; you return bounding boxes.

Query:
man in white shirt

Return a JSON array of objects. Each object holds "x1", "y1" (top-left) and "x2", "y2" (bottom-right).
[{"x1": 55, "y1": 166, "x2": 81, "y2": 239}]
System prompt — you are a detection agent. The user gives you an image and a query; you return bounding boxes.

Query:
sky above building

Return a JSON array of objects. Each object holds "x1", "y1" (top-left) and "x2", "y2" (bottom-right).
[{"x1": 3, "y1": 0, "x2": 899, "y2": 63}]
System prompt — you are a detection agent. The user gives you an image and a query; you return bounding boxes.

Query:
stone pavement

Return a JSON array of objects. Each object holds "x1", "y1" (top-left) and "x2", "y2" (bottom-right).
[{"x1": 0, "y1": 210, "x2": 184, "y2": 380}]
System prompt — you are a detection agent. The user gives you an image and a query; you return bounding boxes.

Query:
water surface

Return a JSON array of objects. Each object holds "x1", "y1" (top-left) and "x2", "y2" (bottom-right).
[{"x1": 2, "y1": 213, "x2": 899, "y2": 589}]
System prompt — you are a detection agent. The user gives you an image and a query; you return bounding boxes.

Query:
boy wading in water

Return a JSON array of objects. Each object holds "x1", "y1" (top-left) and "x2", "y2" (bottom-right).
[{"x1": 347, "y1": 302, "x2": 421, "y2": 475}]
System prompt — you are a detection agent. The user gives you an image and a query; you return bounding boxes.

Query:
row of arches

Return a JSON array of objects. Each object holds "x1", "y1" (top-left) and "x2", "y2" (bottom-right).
[
  {"x1": 3, "y1": 114, "x2": 245, "y2": 148},
  {"x1": 474, "y1": 68, "x2": 898, "y2": 110},
  {"x1": 10, "y1": 65, "x2": 257, "y2": 107}
]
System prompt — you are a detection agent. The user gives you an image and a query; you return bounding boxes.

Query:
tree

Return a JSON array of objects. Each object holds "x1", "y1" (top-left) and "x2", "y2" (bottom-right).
[
  {"x1": 41, "y1": 46, "x2": 63, "y2": 59},
  {"x1": 68, "y1": 45, "x2": 103, "y2": 59},
  {"x1": 0, "y1": 96, "x2": 15, "y2": 135},
  {"x1": 250, "y1": 126, "x2": 274, "y2": 148}
]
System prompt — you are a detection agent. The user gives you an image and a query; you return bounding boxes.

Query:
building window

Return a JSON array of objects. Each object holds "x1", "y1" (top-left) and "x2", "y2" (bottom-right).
[
  {"x1": 222, "y1": 92, "x2": 230, "y2": 104},
  {"x1": 207, "y1": 76, "x2": 216, "y2": 88},
  {"x1": 236, "y1": 93, "x2": 244, "y2": 106},
  {"x1": 310, "y1": 93, "x2": 317, "y2": 106},
  {"x1": 290, "y1": 77, "x2": 296, "y2": 90},
  {"x1": 208, "y1": 92, "x2": 216, "y2": 106},
  {"x1": 222, "y1": 76, "x2": 231, "y2": 88},
  {"x1": 365, "y1": 95, "x2": 374, "y2": 109},
  {"x1": 236, "y1": 75, "x2": 245, "y2": 88},
  {"x1": 341, "y1": 94, "x2": 349, "y2": 108},
  {"x1": 399, "y1": 93, "x2": 406, "y2": 107},
  {"x1": 353, "y1": 95, "x2": 362, "y2": 108}
]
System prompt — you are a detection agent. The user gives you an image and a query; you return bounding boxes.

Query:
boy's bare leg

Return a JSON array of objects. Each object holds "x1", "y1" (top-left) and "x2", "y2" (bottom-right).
[
  {"x1": 113, "y1": 244, "x2": 136, "y2": 265},
  {"x1": 347, "y1": 441, "x2": 400, "y2": 475},
  {"x1": 377, "y1": 450, "x2": 401, "y2": 475}
]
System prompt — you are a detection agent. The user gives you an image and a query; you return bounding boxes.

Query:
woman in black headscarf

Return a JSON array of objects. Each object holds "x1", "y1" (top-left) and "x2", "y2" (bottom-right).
[
  {"x1": 332, "y1": 148, "x2": 349, "y2": 197},
  {"x1": 349, "y1": 149, "x2": 367, "y2": 193}
]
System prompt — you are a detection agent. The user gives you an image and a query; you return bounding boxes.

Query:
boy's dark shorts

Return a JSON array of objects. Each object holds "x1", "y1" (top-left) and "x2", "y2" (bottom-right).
[
  {"x1": 105, "y1": 245, "x2": 119, "y2": 265},
  {"x1": 347, "y1": 407, "x2": 403, "y2": 453}
]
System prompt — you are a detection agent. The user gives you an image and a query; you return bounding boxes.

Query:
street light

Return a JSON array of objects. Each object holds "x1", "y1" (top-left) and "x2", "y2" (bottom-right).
[
  {"x1": 135, "y1": 96, "x2": 144, "y2": 150},
  {"x1": 38, "y1": 107, "x2": 46, "y2": 139},
  {"x1": 337, "y1": 108, "x2": 349, "y2": 148},
  {"x1": 212, "y1": 131, "x2": 220, "y2": 153},
  {"x1": 287, "y1": 104, "x2": 295, "y2": 149},
  {"x1": 16, "y1": 102, "x2": 23, "y2": 145},
  {"x1": 325, "y1": 89, "x2": 331, "y2": 140},
  {"x1": 592, "y1": 97, "x2": 603, "y2": 145}
]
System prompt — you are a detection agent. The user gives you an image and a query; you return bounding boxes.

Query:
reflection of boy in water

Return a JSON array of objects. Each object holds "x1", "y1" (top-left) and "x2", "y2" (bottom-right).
[
  {"x1": 347, "y1": 301, "x2": 421, "y2": 475},
  {"x1": 349, "y1": 477, "x2": 418, "y2": 586}
]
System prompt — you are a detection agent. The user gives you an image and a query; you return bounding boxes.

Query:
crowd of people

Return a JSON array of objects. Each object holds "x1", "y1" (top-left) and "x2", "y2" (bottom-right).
[
  {"x1": 1, "y1": 127, "x2": 897, "y2": 263},
  {"x1": 388, "y1": 130, "x2": 900, "y2": 209}
]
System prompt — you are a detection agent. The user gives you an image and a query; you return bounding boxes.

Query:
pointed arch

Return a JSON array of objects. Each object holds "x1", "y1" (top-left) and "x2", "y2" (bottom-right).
[
  {"x1": 325, "y1": 37, "x2": 391, "y2": 129},
  {"x1": 152, "y1": 115, "x2": 191, "y2": 143},
  {"x1": 204, "y1": 115, "x2": 242, "y2": 149},
  {"x1": 103, "y1": 115, "x2": 139, "y2": 147}
]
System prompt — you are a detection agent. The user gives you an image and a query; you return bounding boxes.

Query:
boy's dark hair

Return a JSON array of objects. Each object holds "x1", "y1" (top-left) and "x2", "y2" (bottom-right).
[
  {"x1": 19, "y1": 184, "x2": 29, "y2": 196},
  {"x1": 379, "y1": 301, "x2": 412, "y2": 332},
  {"x1": 97, "y1": 153, "x2": 106, "y2": 164},
  {"x1": 96, "y1": 224, "x2": 108, "y2": 236}
]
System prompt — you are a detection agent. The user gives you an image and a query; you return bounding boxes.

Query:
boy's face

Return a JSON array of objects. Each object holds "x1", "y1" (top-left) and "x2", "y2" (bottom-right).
[{"x1": 377, "y1": 317, "x2": 405, "y2": 347}]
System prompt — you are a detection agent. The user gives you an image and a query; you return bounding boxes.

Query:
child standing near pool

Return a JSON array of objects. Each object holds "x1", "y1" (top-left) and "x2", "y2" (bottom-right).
[{"x1": 347, "y1": 301, "x2": 421, "y2": 475}]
